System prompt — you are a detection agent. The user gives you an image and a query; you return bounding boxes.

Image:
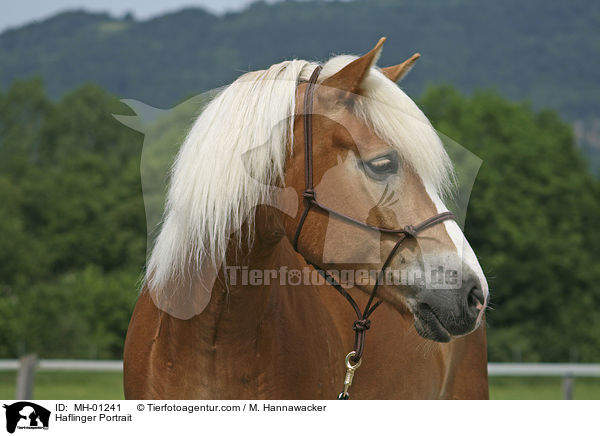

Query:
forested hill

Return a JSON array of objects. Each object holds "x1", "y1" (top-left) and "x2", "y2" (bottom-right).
[{"x1": 1, "y1": 0, "x2": 600, "y2": 170}]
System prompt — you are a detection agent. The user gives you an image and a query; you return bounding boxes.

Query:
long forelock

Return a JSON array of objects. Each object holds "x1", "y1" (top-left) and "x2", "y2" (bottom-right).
[{"x1": 147, "y1": 54, "x2": 454, "y2": 294}]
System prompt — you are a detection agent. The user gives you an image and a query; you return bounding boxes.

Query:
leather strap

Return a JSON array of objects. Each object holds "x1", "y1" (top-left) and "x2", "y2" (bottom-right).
[{"x1": 291, "y1": 65, "x2": 456, "y2": 368}]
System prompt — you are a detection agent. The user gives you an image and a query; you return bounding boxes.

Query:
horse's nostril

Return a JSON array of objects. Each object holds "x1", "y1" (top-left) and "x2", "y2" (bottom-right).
[{"x1": 467, "y1": 286, "x2": 485, "y2": 309}]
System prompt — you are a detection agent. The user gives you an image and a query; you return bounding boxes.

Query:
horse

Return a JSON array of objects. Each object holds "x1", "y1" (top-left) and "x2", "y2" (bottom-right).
[{"x1": 123, "y1": 37, "x2": 489, "y2": 400}]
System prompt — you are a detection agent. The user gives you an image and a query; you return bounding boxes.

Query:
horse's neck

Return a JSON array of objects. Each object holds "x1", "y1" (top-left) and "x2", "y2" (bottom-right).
[
  {"x1": 180, "y1": 225, "x2": 349, "y2": 398},
  {"x1": 171, "y1": 216, "x2": 457, "y2": 398}
]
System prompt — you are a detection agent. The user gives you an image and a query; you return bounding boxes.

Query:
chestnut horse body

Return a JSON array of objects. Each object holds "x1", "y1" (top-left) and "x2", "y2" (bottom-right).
[{"x1": 124, "y1": 39, "x2": 489, "y2": 399}]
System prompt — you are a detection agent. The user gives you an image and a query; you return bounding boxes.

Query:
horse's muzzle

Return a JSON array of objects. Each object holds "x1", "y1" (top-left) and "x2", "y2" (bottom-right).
[{"x1": 411, "y1": 268, "x2": 486, "y2": 342}]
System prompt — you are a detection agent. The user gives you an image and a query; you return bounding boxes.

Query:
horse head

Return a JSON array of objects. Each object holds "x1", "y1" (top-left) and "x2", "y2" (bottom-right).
[{"x1": 283, "y1": 38, "x2": 488, "y2": 342}]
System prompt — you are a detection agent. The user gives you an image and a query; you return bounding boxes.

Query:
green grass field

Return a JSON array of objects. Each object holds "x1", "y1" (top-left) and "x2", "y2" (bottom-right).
[
  {"x1": 0, "y1": 371, "x2": 124, "y2": 400},
  {"x1": 1, "y1": 371, "x2": 599, "y2": 399},
  {"x1": 489, "y1": 376, "x2": 600, "y2": 400}
]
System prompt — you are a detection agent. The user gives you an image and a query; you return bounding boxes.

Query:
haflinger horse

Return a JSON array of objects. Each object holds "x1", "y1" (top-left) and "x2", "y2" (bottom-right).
[{"x1": 124, "y1": 37, "x2": 489, "y2": 400}]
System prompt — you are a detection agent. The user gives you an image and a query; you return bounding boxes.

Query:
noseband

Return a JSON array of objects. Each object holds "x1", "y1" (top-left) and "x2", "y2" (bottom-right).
[{"x1": 291, "y1": 66, "x2": 457, "y2": 399}]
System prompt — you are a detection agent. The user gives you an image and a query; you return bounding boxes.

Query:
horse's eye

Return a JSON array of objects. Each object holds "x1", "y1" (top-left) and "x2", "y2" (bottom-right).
[{"x1": 363, "y1": 153, "x2": 398, "y2": 180}]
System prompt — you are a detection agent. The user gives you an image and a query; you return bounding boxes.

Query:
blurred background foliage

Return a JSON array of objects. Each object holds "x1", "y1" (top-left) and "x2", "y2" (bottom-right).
[
  {"x1": 0, "y1": 0, "x2": 599, "y2": 362},
  {"x1": 2, "y1": 0, "x2": 599, "y2": 172}
]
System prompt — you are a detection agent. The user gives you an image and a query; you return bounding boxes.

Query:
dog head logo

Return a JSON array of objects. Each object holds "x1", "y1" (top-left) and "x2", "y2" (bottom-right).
[{"x1": 3, "y1": 402, "x2": 50, "y2": 433}]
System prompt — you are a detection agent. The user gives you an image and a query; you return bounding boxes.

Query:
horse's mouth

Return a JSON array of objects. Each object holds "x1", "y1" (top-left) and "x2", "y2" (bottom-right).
[{"x1": 413, "y1": 303, "x2": 452, "y2": 343}]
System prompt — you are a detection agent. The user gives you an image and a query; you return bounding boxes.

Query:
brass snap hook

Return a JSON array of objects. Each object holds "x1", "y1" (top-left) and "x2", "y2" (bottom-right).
[{"x1": 337, "y1": 351, "x2": 362, "y2": 400}]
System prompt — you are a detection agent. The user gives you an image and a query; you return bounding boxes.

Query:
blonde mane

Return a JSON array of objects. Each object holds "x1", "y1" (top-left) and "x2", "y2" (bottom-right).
[{"x1": 146, "y1": 55, "x2": 453, "y2": 298}]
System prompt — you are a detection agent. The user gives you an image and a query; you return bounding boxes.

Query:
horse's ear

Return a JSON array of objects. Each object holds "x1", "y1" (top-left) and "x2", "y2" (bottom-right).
[
  {"x1": 322, "y1": 37, "x2": 386, "y2": 94},
  {"x1": 381, "y1": 53, "x2": 421, "y2": 83}
]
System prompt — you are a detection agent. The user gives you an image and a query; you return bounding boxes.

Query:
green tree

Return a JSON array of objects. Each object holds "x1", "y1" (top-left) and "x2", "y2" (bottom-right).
[
  {"x1": 420, "y1": 86, "x2": 600, "y2": 361},
  {"x1": 0, "y1": 79, "x2": 145, "y2": 358}
]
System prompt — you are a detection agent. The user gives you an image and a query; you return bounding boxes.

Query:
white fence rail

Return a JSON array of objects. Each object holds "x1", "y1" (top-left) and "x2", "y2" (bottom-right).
[
  {"x1": 0, "y1": 359, "x2": 122, "y2": 372},
  {"x1": 1, "y1": 357, "x2": 599, "y2": 400},
  {"x1": 488, "y1": 363, "x2": 600, "y2": 377}
]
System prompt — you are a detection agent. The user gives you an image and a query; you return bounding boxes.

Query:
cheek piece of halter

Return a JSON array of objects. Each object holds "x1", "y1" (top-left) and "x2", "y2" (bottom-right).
[{"x1": 292, "y1": 66, "x2": 457, "y2": 399}]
